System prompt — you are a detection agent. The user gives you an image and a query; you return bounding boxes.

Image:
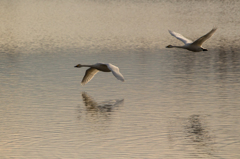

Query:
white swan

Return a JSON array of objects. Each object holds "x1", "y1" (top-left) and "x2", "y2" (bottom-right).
[
  {"x1": 166, "y1": 28, "x2": 217, "y2": 52},
  {"x1": 75, "y1": 63, "x2": 125, "y2": 85}
]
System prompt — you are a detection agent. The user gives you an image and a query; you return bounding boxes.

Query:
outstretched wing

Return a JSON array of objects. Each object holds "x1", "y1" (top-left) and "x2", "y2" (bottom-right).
[
  {"x1": 168, "y1": 30, "x2": 193, "y2": 44},
  {"x1": 192, "y1": 28, "x2": 217, "y2": 46},
  {"x1": 81, "y1": 68, "x2": 99, "y2": 85},
  {"x1": 106, "y1": 63, "x2": 125, "y2": 82}
]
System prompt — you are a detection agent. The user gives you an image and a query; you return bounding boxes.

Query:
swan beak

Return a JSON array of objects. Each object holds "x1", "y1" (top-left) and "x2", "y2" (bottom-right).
[
  {"x1": 75, "y1": 64, "x2": 80, "y2": 68},
  {"x1": 202, "y1": 49, "x2": 208, "y2": 51}
]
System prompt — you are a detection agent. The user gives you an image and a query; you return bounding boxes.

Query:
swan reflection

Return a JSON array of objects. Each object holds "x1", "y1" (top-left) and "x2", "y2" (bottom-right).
[
  {"x1": 76, "y1": 92, "x2": 124, "y2": 132},
  {"x1": 185, "y1": 115, "x2": 215, "y2": 155},
  {"x1": 81, "y1": 92, "x2": 124, "y2": 112},
  {"x1": 186, "y1": 115, "x2": 206, "y2": 142}
]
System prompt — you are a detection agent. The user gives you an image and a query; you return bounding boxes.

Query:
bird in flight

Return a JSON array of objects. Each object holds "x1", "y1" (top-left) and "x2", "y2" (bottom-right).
[
  {"x1": 166, "y1": 28, "x2": 217, "y2": 52},
  {"x1": 75, "y1": 63, "x2": 125, "y2": 85}
]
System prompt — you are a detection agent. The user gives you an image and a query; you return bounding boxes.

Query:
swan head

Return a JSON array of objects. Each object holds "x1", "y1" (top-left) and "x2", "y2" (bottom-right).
[
  {"x1": 166, "y1": 45, "x2": 173, "y2": 48},
  {"x1": 201, "y1": 48, "x2": 208, "y2": 51},
  {"x1": 74, "y1": 64, "x2": 82, "y2": 68}
]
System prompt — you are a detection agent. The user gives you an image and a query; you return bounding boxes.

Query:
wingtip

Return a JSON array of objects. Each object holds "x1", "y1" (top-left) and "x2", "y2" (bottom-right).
[
  {"x1": 118, "y1": 78, "x2": 124, "y2": 82},
  {"x1": 119, "y1": 77, "x2": 125, "y2": 82}
]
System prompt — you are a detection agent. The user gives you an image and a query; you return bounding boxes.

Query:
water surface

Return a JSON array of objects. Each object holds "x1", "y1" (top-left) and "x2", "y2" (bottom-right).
[{"x1": 0, "y1": 0, "x2": 240, "y2": 158}]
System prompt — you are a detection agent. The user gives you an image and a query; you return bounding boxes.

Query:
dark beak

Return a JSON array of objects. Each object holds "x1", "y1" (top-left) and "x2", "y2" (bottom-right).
[{"x1": 202, "y1": 48, "x2": 208, "y2": 51}]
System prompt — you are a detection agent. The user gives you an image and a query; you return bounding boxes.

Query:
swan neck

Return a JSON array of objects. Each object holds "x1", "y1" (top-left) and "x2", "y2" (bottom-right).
[
  {"x1": 172, "y1": 45, "x2": 184, "y2": 48},
  {"x1": 81, "y1": 64, "x2": 92, "y2": 67}
]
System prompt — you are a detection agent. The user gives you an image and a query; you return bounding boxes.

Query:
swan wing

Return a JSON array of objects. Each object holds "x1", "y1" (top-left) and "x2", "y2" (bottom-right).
[
  {"x1": 81, "y1": 68, "x2": 99, "y2": 85},
  {"x1": 168, "y1": 30, "x2": 193, "y2": 44},
  {"x1": 106, "y1": 63, "x2": 125, "y2": 82},
  {"x1": 192, "y1": 28, "x2": 217, "y2": 46}
]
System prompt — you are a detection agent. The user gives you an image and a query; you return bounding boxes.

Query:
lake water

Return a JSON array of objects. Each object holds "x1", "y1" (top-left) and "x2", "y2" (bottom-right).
[{"x1": 0, "y1": 0, "x2": 240, "y2": 158}]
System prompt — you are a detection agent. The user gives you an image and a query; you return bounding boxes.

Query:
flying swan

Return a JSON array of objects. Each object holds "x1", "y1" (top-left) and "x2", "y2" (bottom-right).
[
  {"x1": 166, "y1": 28, "x2": 217, "y2": 52},
  {"x1": 75, "y1": 63, "x2": 125, "y2": 85}
]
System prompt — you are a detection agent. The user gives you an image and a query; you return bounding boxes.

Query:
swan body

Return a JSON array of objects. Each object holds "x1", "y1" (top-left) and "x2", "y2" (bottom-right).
[
  {"x1": 75, "y1": 63, "x2": 125, "y2": 85},
  {"x1": 166, "y1": 28, "x2": 217, "y2": 52}
]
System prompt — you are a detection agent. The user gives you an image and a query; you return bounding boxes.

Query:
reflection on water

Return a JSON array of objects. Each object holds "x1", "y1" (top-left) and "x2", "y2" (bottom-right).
[
  {"x1": 167, "y1": 115, "x2": 216, "y2": 157},
  {"x1": 186, "y1": 115, "x2": 206, "y2": 142},
  {"x1": 185, "y1": 115, "x2": 215, "y2": 155},
  {"x1": 76, "y1": 92, "x2": 124, "y2": 135},
  {"x1": 81, "y1": 92, "x2": 124, "y2": 113}
]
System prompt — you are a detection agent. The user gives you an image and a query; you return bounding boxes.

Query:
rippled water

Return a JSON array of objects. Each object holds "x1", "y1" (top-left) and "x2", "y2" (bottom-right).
[{"x1": 0, "y1": 0, "x2": 240, "y2": 158}]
